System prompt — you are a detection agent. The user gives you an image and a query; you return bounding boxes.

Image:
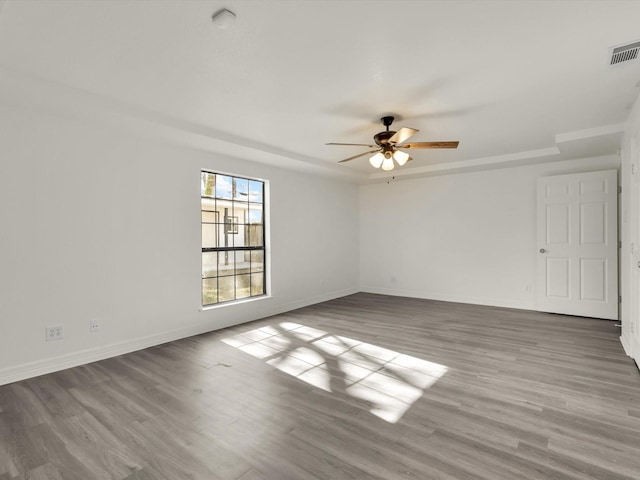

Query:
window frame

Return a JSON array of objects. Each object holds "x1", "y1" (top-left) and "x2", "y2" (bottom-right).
[{"x1": 201, "y1": 170, "x2": 267, "y2": 307}]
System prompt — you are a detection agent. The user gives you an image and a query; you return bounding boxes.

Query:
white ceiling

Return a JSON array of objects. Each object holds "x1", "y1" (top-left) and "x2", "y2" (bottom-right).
[{"x1": 0, "y1": 0, "x2": 639, "y2": 182}]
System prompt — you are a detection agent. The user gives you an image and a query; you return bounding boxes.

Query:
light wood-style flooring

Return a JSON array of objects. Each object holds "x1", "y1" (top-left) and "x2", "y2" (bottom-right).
[{"x1": 1, "y1": 293, "x2": 640, "y2": 479}]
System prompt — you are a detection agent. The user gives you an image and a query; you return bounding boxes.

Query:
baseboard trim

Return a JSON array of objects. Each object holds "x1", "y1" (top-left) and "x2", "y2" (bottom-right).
[
  {"x1": 0, "y1": 323, "x2": 218, "y2": 387},
  {"x1": 620, "y1": 331, "x2": 640, "y2": 368},
  {"x1": 621, "y1": 334, "x2": 632, "y2": 357},
  {"x1": 267, "y1": 287, "x2": 359, "y2": 316},
  {"x1": 0, "y1": 287, "x2": 358, "y2": 387},
  {"x1": 359, "y1": 286, "x2": 535, "y2": 311}
]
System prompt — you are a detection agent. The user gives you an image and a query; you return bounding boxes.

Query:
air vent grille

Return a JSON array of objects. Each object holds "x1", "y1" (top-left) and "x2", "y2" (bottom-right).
[{"x1": 610, "y1": 41, "x2": 640, "y2": 66}]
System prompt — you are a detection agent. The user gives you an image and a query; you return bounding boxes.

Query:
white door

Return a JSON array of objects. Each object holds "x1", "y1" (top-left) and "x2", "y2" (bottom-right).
[{"x1": 536, "y1": 170, "x2": 618, "y2": 320}]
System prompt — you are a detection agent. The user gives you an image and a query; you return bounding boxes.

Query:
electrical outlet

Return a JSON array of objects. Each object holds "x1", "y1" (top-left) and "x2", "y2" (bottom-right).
[
  {"x1": 90, "y1": 319, "x2": 100, "y2": 333},
  {"x1": 46, "y1": 325, "x2": 64, "y2": 341}
]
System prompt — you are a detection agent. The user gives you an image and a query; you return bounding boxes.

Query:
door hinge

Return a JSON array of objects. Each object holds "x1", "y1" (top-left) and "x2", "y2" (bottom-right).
[
  {"x1": 619, "y1": 295, "x2": 622, "y2": 303},
  {"x1": 619, "y1": 241, "x2": 622, "y2": 248},
  {"x1": 618, "y1": 185, "x2": 622, "y2": 193}
]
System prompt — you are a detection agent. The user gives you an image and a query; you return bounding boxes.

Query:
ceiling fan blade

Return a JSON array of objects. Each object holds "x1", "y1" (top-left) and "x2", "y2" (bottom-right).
[
  {"x1": 326, "y1": 142, "x2": 377, "y2": 147},
  {"x1": 399, "y1": 141, "x2": 459, "y2": 149},
  {"x1": 338, "y1": 149, "x2": 380, "y2": 163},
  {"x1": 389, "y1": 127, "x2": 419, "y2": 145}
]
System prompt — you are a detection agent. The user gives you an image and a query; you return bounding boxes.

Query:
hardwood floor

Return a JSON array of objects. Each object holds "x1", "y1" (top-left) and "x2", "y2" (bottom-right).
[{"x1": 1, "y1": 293, "x2": 639, "y2": 479}]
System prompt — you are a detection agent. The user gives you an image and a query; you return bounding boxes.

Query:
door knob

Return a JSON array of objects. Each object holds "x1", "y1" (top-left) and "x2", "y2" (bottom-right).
[{"x1": 540, "y1": 248, "x2": 546, "y2": 253}]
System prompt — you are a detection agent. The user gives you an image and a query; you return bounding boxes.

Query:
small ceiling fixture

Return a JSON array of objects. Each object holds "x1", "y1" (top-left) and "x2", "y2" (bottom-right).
[
  {"x1": 211, "y1": 8, "x2": 236, "y2": 29},
  {"x1": 327, "y1": 116, "x2": 459, "y2": 171}
]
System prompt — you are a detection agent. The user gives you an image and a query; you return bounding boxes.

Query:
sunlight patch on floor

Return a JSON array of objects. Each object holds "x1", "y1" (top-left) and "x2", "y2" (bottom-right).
[{"x1": 221, "y1": 322, "x2": 447, "y2": 423}]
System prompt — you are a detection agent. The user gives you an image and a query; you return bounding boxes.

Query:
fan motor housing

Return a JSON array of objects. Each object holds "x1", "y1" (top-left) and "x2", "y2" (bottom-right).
[{"x1": 374, "y1": 130, "x2": 396, "y2": 146}]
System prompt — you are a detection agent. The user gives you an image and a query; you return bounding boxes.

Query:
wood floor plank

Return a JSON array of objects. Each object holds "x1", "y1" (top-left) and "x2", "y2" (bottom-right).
[
  {"x1": 515, "y1": 442, "x2": 637, "y2": 480},
  {"x1": 26, "y1": 421, "x2": 110, "y2": 480},
  {"x1": 0, "y1": 411, "x2": 47, "y2": 477},
  {"x1": 1, "y1": 293, "x2": 640, "y2": 479},
  {"x1": 121, "y1": 467, "x2": 156, "y2": 480}
]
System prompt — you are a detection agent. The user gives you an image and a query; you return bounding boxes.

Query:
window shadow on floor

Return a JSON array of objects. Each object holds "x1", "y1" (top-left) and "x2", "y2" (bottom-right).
[{"x1": 221, "y1": 321, "x2": 448, "y2": 423}]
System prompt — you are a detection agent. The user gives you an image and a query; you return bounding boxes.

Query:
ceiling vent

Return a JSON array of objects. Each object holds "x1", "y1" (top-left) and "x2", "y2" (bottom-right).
[{"x1": 609, "y1": 40, "x2": 640, "y2": 66}]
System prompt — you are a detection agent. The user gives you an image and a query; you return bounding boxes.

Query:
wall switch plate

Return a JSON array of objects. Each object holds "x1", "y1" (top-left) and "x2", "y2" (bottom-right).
[
  {"x1": 90, "y1": 319, "x2": 100, "y2": 333},
  {"x1": 46, "y1": 325, "x2": 64, "y2": 341}
]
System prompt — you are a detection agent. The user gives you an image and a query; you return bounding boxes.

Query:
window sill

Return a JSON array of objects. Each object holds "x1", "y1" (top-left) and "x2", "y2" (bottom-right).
[{"x1": 200, "y1": 294, "x2": 271, "y2": 312}]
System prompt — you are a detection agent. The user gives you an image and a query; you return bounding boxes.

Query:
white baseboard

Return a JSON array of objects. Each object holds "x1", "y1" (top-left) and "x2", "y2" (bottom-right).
[
  {"x1": 0, "y1": 323, "x2": 217, "y2": 387},
  {"x1": 620, "y1": 331, "x2": 640, "y2": 368},
  {"x1": 621, "y1": 333, "x2": 632, "y2": 357},
  {"x1": 267, "y1": 287, "x2": 359, "y2": 316},
  {"x1": 0, "y1": 287, "x2": 358, "y2": 387},
  {"x1": 360, "y1": 286, "x2": 535, "y2": 311}
]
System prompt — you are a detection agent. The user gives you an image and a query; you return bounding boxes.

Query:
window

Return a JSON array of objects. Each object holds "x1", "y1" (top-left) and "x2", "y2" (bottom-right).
[{"x1": 201, "y1": 171, "x2": 266, "y2": 306}]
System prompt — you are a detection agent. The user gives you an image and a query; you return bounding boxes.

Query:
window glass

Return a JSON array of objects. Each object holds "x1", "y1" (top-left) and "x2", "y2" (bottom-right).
[
  {"x1": 215, "y1": 175, "x2": 233, "y2": 200},
  {"x1": 234, "y1": 178, "x2": 249, "y2": 200},
  {"x1": 249, "y1": 180, "x2": 263, "y2": 203},
  {"x1": 201, "y1": 172, "x2": 215, "y2": 197},
  {"x1": 201, "y1": 172, "x2": 266, "y2": 306}
]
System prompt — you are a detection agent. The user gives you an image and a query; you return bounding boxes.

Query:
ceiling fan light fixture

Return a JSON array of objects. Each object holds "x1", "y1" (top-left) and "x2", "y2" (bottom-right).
[
  {"x1": 393, "y1": 150, "x2": 409, "y2": 166},
  {"x1": 329, "y1": 114, "x2": 459, "y2": 169},
  {"x1": 381, "y1": 156, "x2": 395, "y2": 171},
  {"x1": 369, "y1": 152, "x2": 384, "y2": 168}
]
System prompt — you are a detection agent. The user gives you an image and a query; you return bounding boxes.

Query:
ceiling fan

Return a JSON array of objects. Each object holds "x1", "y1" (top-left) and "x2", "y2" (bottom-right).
[{"x1": 326, "y1": 116, "x2": 459, "y2": 171}]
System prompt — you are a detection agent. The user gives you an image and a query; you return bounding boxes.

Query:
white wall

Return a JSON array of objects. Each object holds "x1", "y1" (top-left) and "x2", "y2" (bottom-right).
[
  {"x1": 1, "y1": 97, "x2": 631, "y2": 386},
  {"x1": 620, "y1": 89, "x2": 640, "y2": 367},
  {"x1": 0, "y1": 104, "x2": 359, "y2": 385},
  {"x1": 359, "y1": 155, "x2": 620, "y2": 310}
]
